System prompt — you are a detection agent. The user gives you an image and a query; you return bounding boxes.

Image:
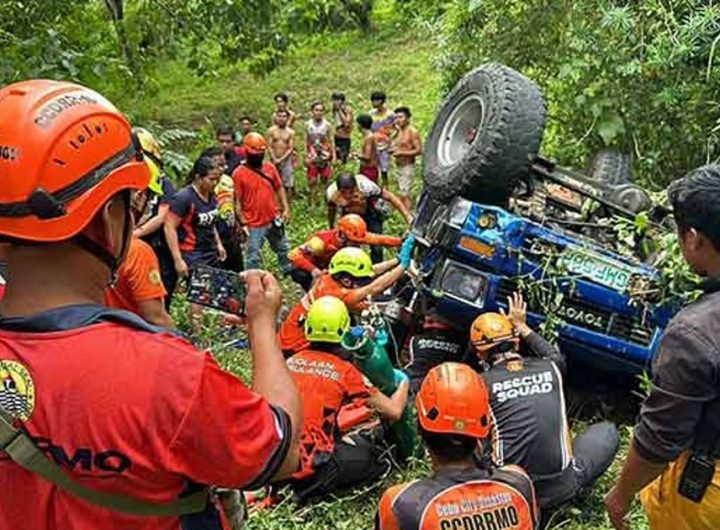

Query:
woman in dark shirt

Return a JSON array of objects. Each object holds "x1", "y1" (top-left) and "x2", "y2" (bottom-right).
[{"x1": 165, "y1": 156, "x2": 226, "y2": 278}]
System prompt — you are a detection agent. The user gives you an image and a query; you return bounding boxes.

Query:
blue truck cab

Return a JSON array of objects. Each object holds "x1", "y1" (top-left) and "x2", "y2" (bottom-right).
[{"x1": 411, "y1": 193, "x2": 677, "y2": 374}]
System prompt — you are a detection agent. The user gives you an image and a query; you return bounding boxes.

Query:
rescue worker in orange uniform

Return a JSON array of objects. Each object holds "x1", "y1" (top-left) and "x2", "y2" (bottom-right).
[
  {"x1": 105, "y1": 128, "x2": 174, "y2": 327},
  {"x1": 288, "y1": 213, "x2": 402, "y2": 291},
  {"x1": 376, "y1": 362, "x2": 540, "y2": 530},
  {"x1": 467, "y1": 293, "x2": 619, "y2": 510},
  {"x1": 287, "y1": 296, "x2": 408, "y2": 501},
  {"x1": 0, "y1": 80, "x2": 302, "y2": 530},
  {"x1": 279, "y1": 241, "x2": 414, "y2": 356}
]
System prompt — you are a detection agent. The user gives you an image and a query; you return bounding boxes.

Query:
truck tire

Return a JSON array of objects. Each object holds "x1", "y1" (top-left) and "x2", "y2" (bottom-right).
[
  {"x1": 423, "y1": 63, "x2": 546, "y2": 205},
  {"x1": 587, "y1": 149, "x2": 633, "y2": 185}
]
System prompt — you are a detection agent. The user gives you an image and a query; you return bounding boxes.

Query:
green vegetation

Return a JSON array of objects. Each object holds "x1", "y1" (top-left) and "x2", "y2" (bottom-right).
[
  {"x1": 154, "y1": 17, "x2": 646, "y2": 530},
  {"x1": 7, "y1": 1, "x2": 710, "y2": 528},
  {"x1": 416, "y1": 0, "x2": 720, "y2": 189}
]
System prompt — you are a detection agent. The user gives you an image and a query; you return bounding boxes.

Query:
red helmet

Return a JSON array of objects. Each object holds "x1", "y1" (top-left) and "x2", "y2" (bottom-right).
[
  {"x1": 416, "y1": 362, "x2": 491, "y2": 439},
  {"x1": 337, "y1": 214, "x2": 368, "y2": 242},
  {"x1": 0, "y1": 80, "x2": 149, "y2": 242},
  {"x1": 243, "y1": 132, "x2": 267, "y2": 155}
]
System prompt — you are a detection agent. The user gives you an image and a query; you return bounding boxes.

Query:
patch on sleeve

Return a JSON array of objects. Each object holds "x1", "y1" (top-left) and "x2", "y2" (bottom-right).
[{"x1": 148, "y1": 269, "x2": 162, "y2": 285}]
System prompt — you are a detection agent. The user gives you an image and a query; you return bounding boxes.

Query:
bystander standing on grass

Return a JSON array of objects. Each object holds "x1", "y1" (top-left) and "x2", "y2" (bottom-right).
[{"x1": 606, "y1": 165, "x2": 720, "y2": 530}]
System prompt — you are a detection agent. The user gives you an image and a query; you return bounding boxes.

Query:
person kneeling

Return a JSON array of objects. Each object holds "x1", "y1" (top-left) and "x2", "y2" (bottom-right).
[
  {"x1": 468, "y1": 292, "x2": 620, "y2": 510},
  {"x1": 287, "y1": 296, "x2": 409, "y2": 501},
  {"x1": 377, "y1": 362, "x2": 540, "y2": 529},
  {"x1": 280, "y1": 240, "x2": 413, "y2": 356}
]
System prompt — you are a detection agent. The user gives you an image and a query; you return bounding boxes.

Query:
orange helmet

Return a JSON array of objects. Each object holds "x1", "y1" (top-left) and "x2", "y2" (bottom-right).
[
  {"x1": 337, "y1": 214, "x2": 368, "y2": 242},
  {"x1": 416, "y1": 362, "x2": 491, "y2": 439},
  {"x1": 0, "y1": 80, "x2": 149, "y2": 242},
  {"x1": 470, "y1": 312, "x2": 519, "y2": 360},
  {"x1": 243, "y1": 132, "x2": 267, "y2": 155}
]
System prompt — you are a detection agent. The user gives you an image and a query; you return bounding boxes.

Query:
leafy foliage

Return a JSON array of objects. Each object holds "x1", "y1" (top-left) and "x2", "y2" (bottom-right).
[
  {"x1": 0, "y1": 0, "x2": 376, "y2": 92},
  {"x1": 422, "y1": 0, "x2": 720, "y2": 189}
]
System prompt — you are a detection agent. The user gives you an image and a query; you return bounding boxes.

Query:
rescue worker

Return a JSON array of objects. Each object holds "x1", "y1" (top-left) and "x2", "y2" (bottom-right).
[
  {"x1": 468, "y1": 292, "x2": 619, "y2": 509},
  {"x1": 406, "y1": 312, "x2": 466, "y2": 398},
  {"x1": 376, "y1": 362, "x2": 540, "y2": 530},
  {"x1": 132, "y1": 127, "x2": 179, "y2": 309},
  {"x1": 287, "y1": 296, "x2": 408, "y2": 501},
  {"x1": 606, "y1": 165, "x2": 720, "y2": 530},
  {"x1": 106, "y1": 147, "x2": 175, "y2": 328},
  {"x1": 279, "y1": 241, "x2": 414, "y2": 356},
  {"x1": 0, "y1": 80, "x2": 302, "y2": 529},
  {"x1": 288, "y1": 213, "x2": 402, "y2": 291}
]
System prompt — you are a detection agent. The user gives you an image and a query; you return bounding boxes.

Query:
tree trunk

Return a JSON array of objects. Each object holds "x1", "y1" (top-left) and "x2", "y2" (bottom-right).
[
  {"x1": 103, "y1": 0, "x2": 142, "y2": 82},
  {"x1": 341, "y1": 0, "x2": 373, "y2": 33}
]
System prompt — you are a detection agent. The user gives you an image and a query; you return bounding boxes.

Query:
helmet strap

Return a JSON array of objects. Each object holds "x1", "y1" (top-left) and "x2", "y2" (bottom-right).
[{"x1": 72, "y1": 190, "x2": 133, "y2": 286}]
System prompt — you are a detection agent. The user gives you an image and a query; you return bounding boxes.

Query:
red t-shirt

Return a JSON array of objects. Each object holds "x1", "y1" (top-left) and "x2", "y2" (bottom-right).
[
  {"x1": 232, "y1": 163, "x2": 282, "y2": 228},
  {"x1": 0, "y1": 306, "x2": 290, "y2": 530},
  {"x1": 287, "y1": 349, "x2": 375, "y2": 478},
  {"x1": 105, "y1": 238, "x2": 167, "y2": 314}
]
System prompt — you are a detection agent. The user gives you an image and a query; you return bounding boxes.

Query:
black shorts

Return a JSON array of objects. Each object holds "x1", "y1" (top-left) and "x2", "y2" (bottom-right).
[{"x1": 335, "y1": 137, "x2": 351, "y2": 164}]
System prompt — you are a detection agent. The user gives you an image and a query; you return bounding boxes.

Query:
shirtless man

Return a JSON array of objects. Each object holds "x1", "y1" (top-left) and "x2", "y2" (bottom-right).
[
  {"x1": 305, "y1": 101, "x2": 335, "y2": 208},
  {"x1": 354, "y1": 114, "x2": 379, "y2": 183},
  {"x1": 332, "y1": 92, "x2": 354, "y2": 165},
  {"x1": 370, "y1": 90, "x2": 396, "y2": 188},
  {"x1": 268, "y1": 109, "x2": 296, "y2": 198},
  {"x1": 273, "y1": 92, "x2": 297, "y2": 129},
  {"x1": 391, "y1": 107, "x2": 423, "y2": 209}
]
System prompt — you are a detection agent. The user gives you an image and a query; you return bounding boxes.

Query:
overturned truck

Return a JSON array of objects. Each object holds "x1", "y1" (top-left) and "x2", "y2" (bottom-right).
[{"x1": 400, "y1": 64, "x2": 678, "y2": 375}]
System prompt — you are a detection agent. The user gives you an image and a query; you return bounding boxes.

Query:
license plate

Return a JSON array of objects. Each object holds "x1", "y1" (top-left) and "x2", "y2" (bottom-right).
[{"x1": 558, "y1": 250, "x2": 631, "y2": 291}]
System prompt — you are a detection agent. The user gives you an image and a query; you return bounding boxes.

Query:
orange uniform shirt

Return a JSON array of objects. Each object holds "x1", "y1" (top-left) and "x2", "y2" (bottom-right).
[
  {"x1": 289, "y1": 229, "x2": 402, "y2": 273},
  {"x1": 287, "y1": 349, "x2": 375, "y2": 478},
  {"x1": 278, "y1": 274, "x2": 367, "y2": 353},
  {"x1": 105, "y1": 238, "x2": 166, "y2": 315},
  {"x1": 377, "y1": 465, "x2": 539, "y2": 530}
]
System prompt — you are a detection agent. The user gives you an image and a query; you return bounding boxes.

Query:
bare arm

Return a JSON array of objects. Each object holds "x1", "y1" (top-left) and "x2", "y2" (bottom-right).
[
  {"x1": 372, "y1": 258, "x2": 399, "y2": 276},
  {"x1": 342, "y1": 107, "x2": 354, "y2": 128},
  {"x1": 382, "y1": 188, "x2": 412, "y2": 223},
  {"x1": 328, "y1": 128, "x2": 336, "y2": 163},
  {"x1": 278, "y1": 130, "x2": 295, "y2": 164},
  {"x1": 136, "y1": 298, "x2": 175, "y2": 328},
  {"x1": 366, "y1": 380, "x2": 409, "y2": 422},
  {"x1": 245, "y1": 272, "x2": 303, "y2": 480},
  {"x1": 358, "y1": 136, "x2": 372, "y2": 163},
  {"x1": 605, "y1": 442, "x2": 666, "y2": 530},
  {"x1": 277, "y1": 187, "x2": 290, "y2": 222},
  {"x1": 164, "y1": 215, "x2": 183, "y2": 264},
  {"x1": 134, "y1": 204, "x2": 170, "y2": 239},
  {"x1": 327, "y1": 202, "x2": 337, "y2": 228},
  {"x1": 393, "y1": 129, "x2": 423, "y2": 158},
  {"x1": 267, "y1": 128, "x2": 280, "y2": 164},
  {"x1": 347, "y1": 266, "x2": 405, "y2": 305}
]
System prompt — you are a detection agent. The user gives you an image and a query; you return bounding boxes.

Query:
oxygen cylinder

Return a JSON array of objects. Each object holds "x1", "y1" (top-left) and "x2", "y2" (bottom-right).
[
  {"x1": 342, "y1": 326, "x2": 419, "y2": 461},
  {"x1": 343, "y1": 327, "x2": 396, "y2": 394}
]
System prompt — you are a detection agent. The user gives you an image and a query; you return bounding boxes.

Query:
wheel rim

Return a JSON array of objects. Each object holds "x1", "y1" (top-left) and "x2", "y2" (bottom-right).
[{"x1": 437, "y1": 93, "x2": 484, "y2": 168}]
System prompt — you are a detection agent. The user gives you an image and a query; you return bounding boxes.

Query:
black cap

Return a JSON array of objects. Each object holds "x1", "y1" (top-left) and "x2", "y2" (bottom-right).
[{"x1": 336, "y1": 173, "x2": 357, "y2": 190}]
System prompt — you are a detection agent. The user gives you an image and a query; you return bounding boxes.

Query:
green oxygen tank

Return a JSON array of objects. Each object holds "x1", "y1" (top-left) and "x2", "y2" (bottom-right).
[{"x1": 342, "y1": 325, "x2": 419, "y2": 462}]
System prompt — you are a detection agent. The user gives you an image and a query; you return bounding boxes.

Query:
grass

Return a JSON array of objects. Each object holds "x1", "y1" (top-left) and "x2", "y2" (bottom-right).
[{"x1": 141, "y1": 14, "x2": 649, "y2": 530}]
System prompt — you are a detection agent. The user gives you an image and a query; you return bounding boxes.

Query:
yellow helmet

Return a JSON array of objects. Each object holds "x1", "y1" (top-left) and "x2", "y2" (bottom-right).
[
  {"x1": 133, "y1": 127, "x2": 163, "y2": 196},
  {"x1": 329, "y1": 247, "x2": 374, "y2": 278},
  {"x1": 304, "y1": 296, "x2": 350, "y2": 343}
]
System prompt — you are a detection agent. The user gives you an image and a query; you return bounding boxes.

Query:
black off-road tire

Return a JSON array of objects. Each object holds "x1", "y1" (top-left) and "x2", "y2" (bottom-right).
[
  {"x1": 423, "y1": 63, "x2": 547, "y2": 205},
  {"x1": 587, "y1": 149, "x2": 633, "y2": 185}
]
